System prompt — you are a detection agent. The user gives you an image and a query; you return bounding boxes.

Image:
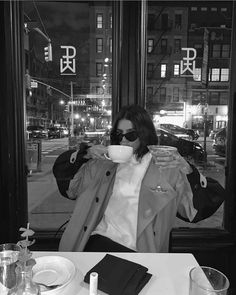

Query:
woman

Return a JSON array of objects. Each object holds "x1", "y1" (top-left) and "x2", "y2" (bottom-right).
[{"x1": 56, "y1": 105, "x2": 224, "y2": 252}]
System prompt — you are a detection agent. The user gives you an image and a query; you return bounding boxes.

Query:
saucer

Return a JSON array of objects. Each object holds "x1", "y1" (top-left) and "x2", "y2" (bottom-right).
[{"x1": 33, "y1": 256, "x2": 76, "y2": 293}]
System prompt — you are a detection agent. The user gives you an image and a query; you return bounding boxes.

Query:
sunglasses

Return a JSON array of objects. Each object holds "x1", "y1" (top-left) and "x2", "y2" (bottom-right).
[{"x1": 112, "y1": 130, "x2": 139, "y2": 142}]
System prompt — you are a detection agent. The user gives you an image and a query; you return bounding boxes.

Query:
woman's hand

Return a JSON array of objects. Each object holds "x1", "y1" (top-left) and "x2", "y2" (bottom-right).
[{"x1": 84, "y1": 144, "x2": 108, "y2": 160}]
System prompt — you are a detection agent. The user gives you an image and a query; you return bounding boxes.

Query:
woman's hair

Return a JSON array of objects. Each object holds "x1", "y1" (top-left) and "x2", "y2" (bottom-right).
[{"x1": 110, "y1": 104, "x2": 158, "y2": 159}]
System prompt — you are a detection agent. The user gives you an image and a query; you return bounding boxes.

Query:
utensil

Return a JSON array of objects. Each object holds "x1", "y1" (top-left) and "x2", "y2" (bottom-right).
[
  {"x1": 37, "y1": 282, "x2": 62, "y2": 290},
  {"x1": 189, "y1": 266, "x2": 230, "y2": 295}
]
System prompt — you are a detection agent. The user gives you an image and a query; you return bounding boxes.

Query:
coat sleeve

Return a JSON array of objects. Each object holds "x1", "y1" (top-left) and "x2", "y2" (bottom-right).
[
  {"x1": 53, "y1": 143, "x2": 89, "y2": 199},
  {"x1": 177, "y1": 163, "x2": 226, "y2": 223}
]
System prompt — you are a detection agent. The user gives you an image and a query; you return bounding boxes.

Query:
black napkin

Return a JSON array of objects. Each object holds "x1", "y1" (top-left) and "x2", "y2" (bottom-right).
[{"x1": 84, "y1": 254, "x2": 152, "y2": 295}]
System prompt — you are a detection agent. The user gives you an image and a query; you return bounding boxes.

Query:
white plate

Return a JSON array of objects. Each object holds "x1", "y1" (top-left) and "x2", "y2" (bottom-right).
[{"x1": 33, "y1": 256, "x2": 76, "y2": 293}]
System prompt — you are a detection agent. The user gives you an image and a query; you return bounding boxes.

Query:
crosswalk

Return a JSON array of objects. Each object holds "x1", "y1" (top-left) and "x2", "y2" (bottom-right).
[{"x1": 41, "y1": 139, "x2": 68, "y2": 157}]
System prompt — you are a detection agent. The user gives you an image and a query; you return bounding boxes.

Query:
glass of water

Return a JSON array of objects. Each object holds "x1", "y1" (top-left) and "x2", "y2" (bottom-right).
[
  {"x1": 189, "y1": 266, "x2": 230, "y2": 295},
  {"x1": 0, "y1": 243, "x2": 20, "y2": 293}
]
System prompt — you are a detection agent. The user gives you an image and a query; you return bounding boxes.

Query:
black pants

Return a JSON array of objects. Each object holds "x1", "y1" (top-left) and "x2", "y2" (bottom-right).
[{"x1": 84, "y1": 234, "x2": 136, "y2": 252}]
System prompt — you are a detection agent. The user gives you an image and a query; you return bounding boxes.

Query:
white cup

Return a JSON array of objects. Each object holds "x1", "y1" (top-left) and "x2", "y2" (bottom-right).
[{"x1": 105, "y1": 145, "x2": 133, "y2": 163}]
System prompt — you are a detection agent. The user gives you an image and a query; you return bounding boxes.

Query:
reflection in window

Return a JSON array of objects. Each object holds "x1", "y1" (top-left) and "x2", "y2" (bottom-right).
[
  {"x1": 24, "y1": 1, "x2": 112, "y2": 232},
  {"x1": 146, "y1": 1, "x2": 232, "y2": 229}
]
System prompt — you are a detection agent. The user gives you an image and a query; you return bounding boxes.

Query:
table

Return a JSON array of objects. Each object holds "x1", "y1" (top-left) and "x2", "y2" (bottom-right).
[{"x1": 33, "y1": 252, "x2": 199, "y2": 295}]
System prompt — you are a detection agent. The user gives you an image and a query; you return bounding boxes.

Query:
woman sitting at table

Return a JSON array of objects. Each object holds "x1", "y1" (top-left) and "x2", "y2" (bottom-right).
[{"x1": 54, "y1": 104, "x2": 225, "y2": 253}]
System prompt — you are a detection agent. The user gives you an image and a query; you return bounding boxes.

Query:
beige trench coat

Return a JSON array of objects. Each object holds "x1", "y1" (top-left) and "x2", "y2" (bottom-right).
[{"x1": 59, "y1": 157, "x2": 196, "y2": 252}]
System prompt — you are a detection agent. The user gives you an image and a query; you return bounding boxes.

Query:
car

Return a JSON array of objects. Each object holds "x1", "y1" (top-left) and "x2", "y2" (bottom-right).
[
  {"x1": 212, "y1": 127, "x2": 226, "y2": 157},
  {"x1": 59, "y1": 127, "x2": 69, "y2": 137},
  {"x1": 160, "y1": 123, "x2": 199, "y2": 140},
  {"x1": 82, "y1": 130, "x2": 106, "y2": 145},
  {"x1": 27, "y1": 125, "x2": 48, "y2": 139},
  {"x1": 157, "y1": 128, "x2": 205, "y2": 162},
  {"x1": 48, "y1": 127, "x2": 62, "y2": 139},
  {"x1": 209, "y1": 128, "x2": 225, "y2": 140}
]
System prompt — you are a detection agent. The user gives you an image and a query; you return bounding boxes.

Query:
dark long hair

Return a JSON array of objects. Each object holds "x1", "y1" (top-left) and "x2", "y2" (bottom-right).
[{"x1": 110, "y1": 105, "x2": 158, "y2": 159}]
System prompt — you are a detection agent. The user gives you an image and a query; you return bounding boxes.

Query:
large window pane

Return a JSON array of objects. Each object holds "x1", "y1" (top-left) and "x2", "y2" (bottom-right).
[
  {"x1": 145, "y1": 1, "x2": 232, "y2": 229},
  {"x1": 24, "y1": 1, "x2": 112, "y2": 231}
]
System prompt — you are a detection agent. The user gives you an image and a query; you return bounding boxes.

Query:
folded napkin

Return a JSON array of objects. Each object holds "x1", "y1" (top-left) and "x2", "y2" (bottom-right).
[{"x1": 84, "y1": 254, "x2": 152, "y2": 295}]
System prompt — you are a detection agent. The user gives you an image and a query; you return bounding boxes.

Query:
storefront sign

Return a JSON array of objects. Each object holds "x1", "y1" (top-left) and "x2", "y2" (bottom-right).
[
  {"x1": 60, "y1": 46, "x2": 76, "y2": 75},
  {"x1": 180, "y1": 48, "x2": 197, "y2": 77}
]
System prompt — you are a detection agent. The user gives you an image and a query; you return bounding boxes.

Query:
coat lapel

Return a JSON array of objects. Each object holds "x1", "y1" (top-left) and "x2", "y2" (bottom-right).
[{"x1": 137, "y1": 160, "x2": 177, "y2": 237}]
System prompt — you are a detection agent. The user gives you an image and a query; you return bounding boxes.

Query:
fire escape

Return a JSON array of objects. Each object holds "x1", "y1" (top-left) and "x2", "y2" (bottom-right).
[{"x1": 146, "y1": 8, "x2": 173, "y2": 112}]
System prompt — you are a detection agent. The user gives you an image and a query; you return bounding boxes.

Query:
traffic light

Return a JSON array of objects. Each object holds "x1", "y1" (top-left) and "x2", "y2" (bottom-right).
[
  {"x1": 44, "y1": 43, "x2": 52, "y2": 62},
  {"x1": 65, "y1": 104, "x2": 70, "y2": 112}
]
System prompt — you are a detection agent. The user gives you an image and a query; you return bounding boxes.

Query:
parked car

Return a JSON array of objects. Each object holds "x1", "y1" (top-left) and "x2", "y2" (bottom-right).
[
  {"x1": 82, "y1": 130, "x2": 106, "y2": 145},
  {"x1": 160, "y1": 123, "x2": 199, "y2": 140},
  {"x1": 209, "y1": 128, "x2": 224, "y2": 140},
  {"x1": 48, "y1": 127, "x2": 62, "y2": 139},
  {"x1": 157, "y1": 128, "x2": 204, "y2": 162},
  {"x1": 27, "y1": 125, "x2": 48, "y2": 139},
  {"x1": 60, "y1": 127, "x2": 69, "y2": 137},
  {"x1": 212, "y1": 127, "x2": 226, "y2": 157}
]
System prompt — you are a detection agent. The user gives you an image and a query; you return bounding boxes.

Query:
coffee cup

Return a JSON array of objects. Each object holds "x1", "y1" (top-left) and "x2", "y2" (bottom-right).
[{"x1": 104, "y1": 145, "x2": 133, "y2": 163}]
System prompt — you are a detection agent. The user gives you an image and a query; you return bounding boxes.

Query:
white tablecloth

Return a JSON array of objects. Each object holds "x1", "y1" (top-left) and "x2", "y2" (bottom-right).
[{"x1": 33, "y1": 252, "x2": 199, "y2": 295}]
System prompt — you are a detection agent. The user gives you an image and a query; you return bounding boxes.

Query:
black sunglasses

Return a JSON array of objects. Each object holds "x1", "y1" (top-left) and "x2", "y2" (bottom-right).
[{"x1": 112, "y1": 130, "x2": 139, "y2": 142}]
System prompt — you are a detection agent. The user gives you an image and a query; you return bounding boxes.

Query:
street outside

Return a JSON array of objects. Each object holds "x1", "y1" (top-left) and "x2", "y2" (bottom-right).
[{"x1": 27, "y1": 137, "x2": 226, "y2": 232}]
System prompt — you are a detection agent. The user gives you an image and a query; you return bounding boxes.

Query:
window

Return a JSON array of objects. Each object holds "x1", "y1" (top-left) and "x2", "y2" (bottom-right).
[
  {"x1": 147, "y1": 87, "x2": 153, "y2": 100},
  {"x1": 110, "y1": 13, "x2": 112, "y2": 29},
  {"x1": 96, "y1": 62, "x2": 103, "y2": 76},
  {"x1": 221, "y1": 68, "x2": 229, "y2": 81},
  {"x1": 147, "y1": 39, "x2": 154, "y2": 53},
  {"x1": 219, "y1": 92, "x2": 228, "y2": 104},
  {"x1": 212, "y1": 44, "x2": 230, "y2": 58},
  {"x1": 173, "y1": 63, "x2": 180, "y2": 76},
  {"x1": 160, "y1": 38, "x2": 168, "y2": 53},
  {"x1": 174, "y1": 39, "x2": 181, "y2": 53},
  {"x1": 193, "y1": 68, "x2": 201, "y2": 81},
  {"x1": 96, "y1": 38, "x2": 103, "y2": 53},
  {"x1": 96, "y1": 86, "x2": 103, "y2": 94},
  {"x1": 161, "y1": 64, "x2": 167, "y2": 78},
  {"x1": 109, "y1": 38, "x2": 112, "y2": 53},
  {"x1": 160, "y1": 87, "x2": 166, "y2": 102},
  {"x1": 173, "y1": 87, "x2": 179, "y2": 102},
  {"x1": 147, "y1": 63, "x2": 154, "y2": 79},
  {"x1": 211, "y1": 68, "x2": 220, "y2": 81},
  {"x1": 222, "y1": 44, "x2": 230, "y2": 58},
  {"x1": 209, "y1": 92, "x2": 220, "y2": 104},
  {"x1": 212, "y1": 44, "x2": 221, "y2": 58},
  {"x1": 96, "y1": 13, "x2": 103, "y2": 29},
  {"x1": 194, "y1": 44, "x2": 203, "y2": 57},
  {"x1": 175, "y1": 14, "x2": 182, "y2": 29},
  {"x1": 161, "y1": 13, "x2": 168, "y2": 29}
]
